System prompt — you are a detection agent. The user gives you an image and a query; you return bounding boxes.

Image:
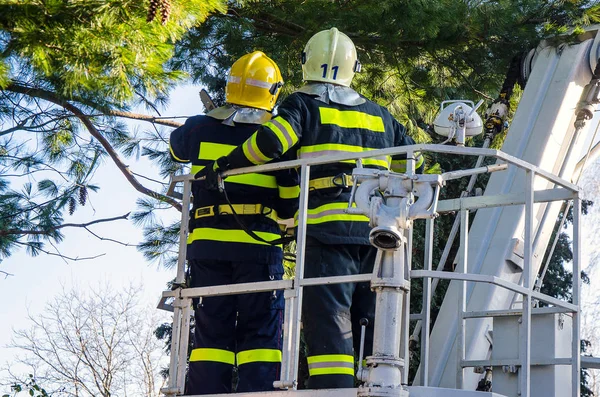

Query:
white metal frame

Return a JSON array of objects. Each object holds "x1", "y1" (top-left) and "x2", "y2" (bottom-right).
[{"x1": 158, "y1": 144, "x2": 581, "y2": 397}]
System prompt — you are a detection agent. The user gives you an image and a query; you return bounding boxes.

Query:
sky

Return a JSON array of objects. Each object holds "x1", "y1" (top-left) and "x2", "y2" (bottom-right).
[{"x1": 1, "y1": 80, "x2": 600, "y2": 393}]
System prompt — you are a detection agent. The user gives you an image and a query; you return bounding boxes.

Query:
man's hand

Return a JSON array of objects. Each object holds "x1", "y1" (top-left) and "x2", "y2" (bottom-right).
[{"x1": 194, "y1": 156, "x2": 230, "y2": 191}]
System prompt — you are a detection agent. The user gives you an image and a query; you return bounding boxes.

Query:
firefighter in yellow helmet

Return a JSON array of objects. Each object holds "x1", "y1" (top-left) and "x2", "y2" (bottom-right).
[
  {"x1": 169, "y1": 51, "x2": 298, "y2": 394},
  {"x1": 197, "y1": 29, "x2": 423, "y2": 389}
]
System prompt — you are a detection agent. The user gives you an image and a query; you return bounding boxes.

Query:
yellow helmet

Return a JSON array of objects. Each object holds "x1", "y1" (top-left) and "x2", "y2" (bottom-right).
[
  {"x1": 302, "y1": 27, "x2": 361, "y2": 87},
  {"x1": 225, "y1": 51, "x2": 284, "y2": 111}
]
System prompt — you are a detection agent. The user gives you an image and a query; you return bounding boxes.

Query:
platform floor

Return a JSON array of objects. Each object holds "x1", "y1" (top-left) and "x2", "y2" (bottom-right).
[{"x1": 187, "y1": 386, "x2": 506, "y2": 397}]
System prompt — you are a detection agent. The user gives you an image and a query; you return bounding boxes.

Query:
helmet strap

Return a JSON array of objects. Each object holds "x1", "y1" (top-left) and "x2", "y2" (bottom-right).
[
  {"x1": 354, "y1": 60, "x2": 362, "y2": 73},
  {"x1": 269, "y1": 81, "x2": 283, "y2": 95}
]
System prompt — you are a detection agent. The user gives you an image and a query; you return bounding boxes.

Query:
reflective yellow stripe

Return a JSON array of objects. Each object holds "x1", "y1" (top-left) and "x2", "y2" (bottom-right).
[
  {"x1": 391, "y1": 159, "x2": 407, "y2": 173},
  {"x1": 307, "y1": 354, "x2": 355, "y2": 376},
  {"x1": 189, "y1": 348, "x2": 235, "y2": 365},
  {"x1": 391, "y1": 152, "x2": 424, "y2": 173},
  {"x1": 228, "y1": 173, "x2": 277, "y2": 188},
  {"x1": 416, "y1": 153, "x2": 425, "y2": 169},
  {"x1": 199, "y1": 142, "x2": 235, "y2": 160},
  {"x1": 242, "y1": 133, "x2": 272, "y2": 165},
  {"x1": 279, "y1": 185, "x2": 300, "y2": 199},
  {"x1": 169, "y1": 144, "x2": 189, "y2": 162},
  {"x1": 191, "y1": 165, "x2": 205, "y2": 174},
  {"x1": 299, "y1": 143, "x2": 366, "y2": 155},
  {"x1": 190, "y1": 165, "x2": 277, "y2": 189},
  {"x1": 309, "y1": 367, "x2": 355, "y2": 376},
  {"x1": 319, "y1": 107, "x2": 385, "y2": 132},
  {"x1": 307, "y1": 354, "x2": 354, "y2": 364},
  {"x1": 350, "y1": 157, "x2": 389, "y2": 168},
  {"x1": 295, "y1": 203, "x2": 369, "y2": 225},
  {"x1": 265, "y1": 116, "x2": 299, "y2": 153},
  {"x1": 237, "y1": 349, "x2": 282, "y2": 365},
  {"x1": 187, "y1": 228, "x2": 282, "y2": 247}
]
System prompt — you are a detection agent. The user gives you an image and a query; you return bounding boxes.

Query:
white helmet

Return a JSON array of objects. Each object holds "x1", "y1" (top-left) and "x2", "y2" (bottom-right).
[{"x1": 302, "y1": 27, "x2": 361, "y2": 87}]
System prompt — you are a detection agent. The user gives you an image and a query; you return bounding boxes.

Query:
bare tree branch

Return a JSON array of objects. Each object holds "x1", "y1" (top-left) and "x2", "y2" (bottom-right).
[
  {"x1": 102, "y1": 109, "x2": 183, "y2": 128},
  {"x1": 83, "y1": 226, "x2": 137, "y2": 247},
  {"x1": 0, "y1": 213, "x2": 131, "y2": 237},
  {"x1": 5, "y1": 285, "x2": 167, "y2": 396},
  {"x1": 15, "y1": 242, "x2": 106, "y2": 261}
]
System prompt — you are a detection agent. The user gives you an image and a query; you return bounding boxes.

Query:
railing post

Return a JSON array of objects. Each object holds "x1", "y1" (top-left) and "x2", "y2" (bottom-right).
[
  {"x1": 402, "y1": 227, "x2": 413, "y2": 384},
  {"x1": 456, "y1": 209, "x2": 469, "y2": 388},
  {"x1": 166, "y1": 177, "x2": 192, "y2": 395},
  {"x1": 572, "y1": 195, "x2": 582, "y2": 397},
  {"x1": 421, "y1": 218, "x2": 434, "y2": 386},
  {"x1": 285, "y1": 164, "x2": 311, "y2": 389},
  {"x1": 520, "y1": 170, "x2": 534, "y2": 397},
  {"x1": 176, "y1": 178, "x2": 192, "y2": 284}
]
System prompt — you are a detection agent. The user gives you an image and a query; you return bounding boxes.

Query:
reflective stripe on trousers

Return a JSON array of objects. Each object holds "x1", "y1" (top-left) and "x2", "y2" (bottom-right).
[
  {"x1": 190, "y1": 348, "x2": 235, "y2": 365},
  {"x1": 189, "y1": 348, "x2": 282, "y2": 365},
  {"x1": 237, "y1": 349, "x2": 282, "y2": 365},
  {"x1": 307, "y1": 354, "x2": 355, "y2": 376}
]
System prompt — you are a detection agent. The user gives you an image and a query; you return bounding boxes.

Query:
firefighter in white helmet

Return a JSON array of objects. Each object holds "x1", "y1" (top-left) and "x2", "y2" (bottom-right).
[
  {"x1": 198, "y1": 29, "x2": 423, "y2": 389},
  {"x1": 170, "y1": 51, "x2": 298, "y2": 394}
]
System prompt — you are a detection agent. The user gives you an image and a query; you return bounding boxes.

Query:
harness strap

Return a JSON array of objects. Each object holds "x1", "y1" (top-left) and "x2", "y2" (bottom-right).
[
  {"x1": 309, "y1": 174, "x2": 353, "y2": 190},
  {"x1": 195, "y1": 204, "x2": 278, "y2": 222}
]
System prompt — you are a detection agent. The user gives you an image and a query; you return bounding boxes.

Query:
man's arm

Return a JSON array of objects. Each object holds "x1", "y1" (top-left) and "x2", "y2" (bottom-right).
[
  {"x1": 390, "y1": 120, "x2": 424, "y2": 174},
  {"x1": 273, "y1": 151, "x2": 300, "y2": 221},
  {"x1": 226, "y1": 94, "x2": 305, "y2": 169},
  {"x1": 169, "y1": 119, "x2": 193, "y2": 164}
]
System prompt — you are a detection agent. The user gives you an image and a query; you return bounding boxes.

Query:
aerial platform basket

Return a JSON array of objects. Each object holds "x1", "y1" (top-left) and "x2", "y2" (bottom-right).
[{"x1": 158, "y1": 143, "x2": 585, "y2": 397}]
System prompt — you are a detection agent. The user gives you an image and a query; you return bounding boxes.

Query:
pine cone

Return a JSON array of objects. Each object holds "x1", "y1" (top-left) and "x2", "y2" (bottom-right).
[
  {"x1": 68, "y1": 197, "x2": 76, "y2": 215},
  {"x1": 160, "y1": 0, "x2": 171, "y2": 25},
  {"x1": 78, "y1": 186, "x2": 87, "y2": 206},
  {"x1": 147, "y1": 0, "x2": 160, "y2": 22}
]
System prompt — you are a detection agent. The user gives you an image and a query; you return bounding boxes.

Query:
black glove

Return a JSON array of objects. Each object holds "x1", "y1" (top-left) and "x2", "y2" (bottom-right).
[{"x1": 195, "y1": 156, "x2": 230, "y2": 191}]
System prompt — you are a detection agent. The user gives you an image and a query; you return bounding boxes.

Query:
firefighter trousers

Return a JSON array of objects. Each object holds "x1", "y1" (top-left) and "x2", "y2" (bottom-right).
[
  {"x1": 302, "y1": 237, "x2": 377, "y2": 389},
  {"x1": 186, "y1": 259, "x2": 284, "y2": 395}
]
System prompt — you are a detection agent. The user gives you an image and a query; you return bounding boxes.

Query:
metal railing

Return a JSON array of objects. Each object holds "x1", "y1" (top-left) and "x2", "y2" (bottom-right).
[{"x1": 158, "y1": 144, "x2": 581, "y2": 397}]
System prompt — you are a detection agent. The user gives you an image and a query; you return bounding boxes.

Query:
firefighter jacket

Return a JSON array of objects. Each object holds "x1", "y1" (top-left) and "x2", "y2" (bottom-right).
[
  {"x1": 225, "y1": 88, "x2": 423, "y2": 245},
  {"x1": 169, "y1": 114, "x2": 299, "y2": 264}
]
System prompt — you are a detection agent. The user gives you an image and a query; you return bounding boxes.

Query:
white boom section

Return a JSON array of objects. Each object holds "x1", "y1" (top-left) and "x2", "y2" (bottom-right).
[{"x1": 415, "y1": 33, "x2": 600, "y2": 389}]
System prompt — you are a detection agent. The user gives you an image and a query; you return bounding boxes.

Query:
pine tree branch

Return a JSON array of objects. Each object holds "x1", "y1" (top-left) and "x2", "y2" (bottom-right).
[
  {"x1": 15, "y1": 241, "x2": 106, "y2": 262},
  {"x1": 0, "y1": 212, "x2": 131, "y2": 236},
  {"x1": 6, "y1": 82, "x2": 182, "y2": 211},
  {"x1": 83, "y1": 226, "x2": 137, "y2": 247},
  {"x1": 0, "y1": 269, "x2": 14, "y2": 278}
]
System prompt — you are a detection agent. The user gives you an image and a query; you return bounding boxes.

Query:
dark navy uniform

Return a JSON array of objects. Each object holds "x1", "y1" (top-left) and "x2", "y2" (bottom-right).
[
  {"x1": 169, "y1": 113, "x2": 298, "y2": 394},
  {"x1": 221, "y1": 88, "x2": 423, "y2": 389}
]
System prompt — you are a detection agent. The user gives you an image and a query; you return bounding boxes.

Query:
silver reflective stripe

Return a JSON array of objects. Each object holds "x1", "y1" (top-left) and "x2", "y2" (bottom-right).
[
  {"x1": 301, "y1": 150, "x2": 350, "y2": 158},
  {"x1": 271, "y1": 118, "x2": 294, "y2": 149},
  {"x1": 228, "y1": 75, "x2": 241, "y2": 83},
  {"x1": 246, "y1": 78, "x2": 273, "y2": 89},
  {"x1": 300, "y1": 151, "x2": 388, "y2": 164},
  {"x1": 308, "y1": 361, "x2": 354, "y2": 369},
  {"x1": 246, "y1": 142, "x2": 264, "y2": 163},
  {"x1": 307, "y1": 209, "x2": 346, "y2": 219}
]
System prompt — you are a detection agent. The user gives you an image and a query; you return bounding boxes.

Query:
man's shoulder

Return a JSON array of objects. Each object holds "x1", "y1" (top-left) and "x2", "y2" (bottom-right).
[
  {"x1": 282, "y1": 91, "x2": 309, "y2": 104},
  {"x1": 185, "y1": 114, "x2": 214, "y2": 125}
]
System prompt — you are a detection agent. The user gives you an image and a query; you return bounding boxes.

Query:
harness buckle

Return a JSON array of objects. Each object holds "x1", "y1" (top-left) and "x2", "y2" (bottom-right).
[{"x1": 332, "y1": 173, "x2": 349, "y2": 189}]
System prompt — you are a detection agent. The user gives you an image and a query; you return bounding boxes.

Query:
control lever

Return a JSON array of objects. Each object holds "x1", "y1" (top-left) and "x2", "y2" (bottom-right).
[{"x1": 357, "y1": 318, "x2": 369, "y2": 381}]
